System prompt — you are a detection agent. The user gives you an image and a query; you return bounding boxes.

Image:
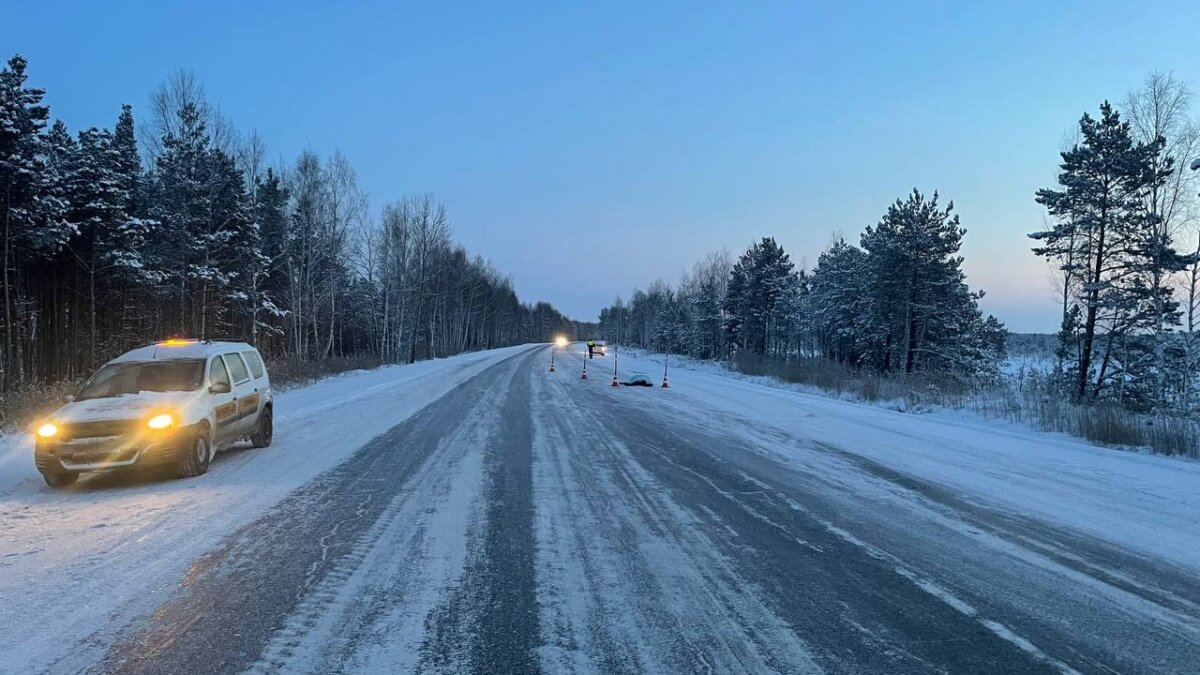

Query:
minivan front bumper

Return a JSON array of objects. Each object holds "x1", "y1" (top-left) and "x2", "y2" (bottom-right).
[{"x1": 35, "y1": 426, "x2": 194, "y2": 474}]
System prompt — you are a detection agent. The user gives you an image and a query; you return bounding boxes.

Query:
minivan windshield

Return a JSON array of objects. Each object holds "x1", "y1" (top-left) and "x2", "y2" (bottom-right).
[{"x1": 76, "y1": 359, "x2": 206, "y2": 401}]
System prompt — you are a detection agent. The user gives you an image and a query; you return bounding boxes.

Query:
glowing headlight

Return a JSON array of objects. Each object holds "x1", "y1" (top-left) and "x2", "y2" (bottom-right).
[
  {"x1": 147, "y1": 413, "x2": 175, "y2": 430},
  {"x1": 36, "y1": 422, "x2": 59, "y2": 438},
  {"x1": 555, "y1": 336, "x2": 569, "y2": 348}
]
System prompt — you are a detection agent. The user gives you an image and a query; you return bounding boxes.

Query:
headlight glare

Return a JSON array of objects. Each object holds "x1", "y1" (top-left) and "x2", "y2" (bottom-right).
[
  {"x1": 147, "y1": 413, "x2": 175, "y2": 430},
  {"x1": 36, "y1": 422, "x2": 59, "y2": 438}
]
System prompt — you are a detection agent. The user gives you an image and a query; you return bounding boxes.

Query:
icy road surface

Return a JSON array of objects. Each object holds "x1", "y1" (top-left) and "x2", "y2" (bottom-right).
[{"x1": 2, "y1": 345, "x2": 1200, "y2": 674}]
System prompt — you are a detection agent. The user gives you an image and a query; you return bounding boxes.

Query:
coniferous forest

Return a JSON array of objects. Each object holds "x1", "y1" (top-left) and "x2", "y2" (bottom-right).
[
  {"x1": 0, "y1": 56, "x2": 591, "y2": 406},
  {"x1": 599, "y1": 190, "x2": 1009, "y2": 383},
  {"x1": 598, "y1": 73, "x2": 1200, "y2": 456},
  {"x1": 5, "y1": 53, "x2": 1200, "y2": 456}
]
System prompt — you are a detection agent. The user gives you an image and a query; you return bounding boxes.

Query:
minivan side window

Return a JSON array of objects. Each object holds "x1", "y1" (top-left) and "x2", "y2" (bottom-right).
[
  {"x1": 210, "y1": 357, "x2": 231, "y2": 389},
  {"x1": 242, "y1": 350, "x2": 265, "y2": 379},
  {"x1": 224, "y1": 353, "x2": 250, "y2": 383}
]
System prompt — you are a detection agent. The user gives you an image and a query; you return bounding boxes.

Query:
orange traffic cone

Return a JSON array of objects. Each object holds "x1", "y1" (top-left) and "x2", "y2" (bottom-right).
[
  {"x1": 549, "y1": 352, "x2": 556, "y2": 372},
  {"x1": 661, "y1": 353, "x2": 669, "y2": 388}
]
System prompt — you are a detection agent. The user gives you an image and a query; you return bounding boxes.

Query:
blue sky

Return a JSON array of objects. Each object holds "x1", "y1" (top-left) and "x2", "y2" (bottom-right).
[{"x1": 5, "y1": 1, "x2": 1200, "y2": 332}]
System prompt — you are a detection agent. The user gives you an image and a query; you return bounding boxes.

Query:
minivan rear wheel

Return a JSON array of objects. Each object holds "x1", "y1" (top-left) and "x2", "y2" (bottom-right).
[
  {"x1": 177, "y1": 427, "x2": 211, "y2": 478},
  {"x1": 251, "y1": 406, "x2": 273, "y2": 448}
]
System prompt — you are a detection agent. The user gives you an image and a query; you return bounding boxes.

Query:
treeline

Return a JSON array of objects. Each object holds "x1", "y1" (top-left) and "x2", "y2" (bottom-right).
[
  {"x1": 0, "y1": 56, "x2": 589, "y2": 394},
  {"x1": 1032, "y1": 73, "x2": 1200, "y2": 415},
  {"x1": 599, "y1": 72, "x2": 1200, "y2": 432},
  {"x1": 599, "y1": 189, "x2": 1007, "y2": 382}
]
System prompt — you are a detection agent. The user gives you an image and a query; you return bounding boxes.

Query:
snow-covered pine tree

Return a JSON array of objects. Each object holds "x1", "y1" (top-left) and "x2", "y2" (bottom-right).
[
  {"x1": 687, "y1": 250, "x2": 731, "y2": 360},
  {"x1": 1033, "y1": 102, "x2": 1178, "y2": 404},
  {"x1": 107, "y1": 105, "x2": 157, "y2": 349},
  {"x1": 0, "y1": 55, "x2": 50, "y2": 389},
  {"x1": 724, "y1": 237, "x2": 797, "y2": 356},
  {"x1": 22, "y1": 120, "x2": 79, "y2": 382},
  {"x1": 654, "y1": 286, "x2": 693, "y2": 355},
  {"x1": 109, "y1": 105, "x2": 153, "y2": 283},
  {"x1": 246, "y1": 168, "x2": 289, "y2": 348},
  {"x1": 204, "y1": 146, "x2": 254, "y2": 340},
  {"x1": 148, "y1": 101, "x2": 214, "y2": 336},
  {"x1": 809, "y1": 238, "x2": 869, "y2": 365},
  {"x1": 36, "y1": 121, "x2": 76, "y2": 254},
  {"x1": 66, "y1": 127, "x2": 127, "y2": 364},
  {"x1": 112, "y1": 105, "x2": 141, "y2": 215},
  {"x1": 147, "y1": 101, "x2": 253, "y2": 340},
  {"x1": 860, "y1": 189, "x2": 1002, "y2": 377}
]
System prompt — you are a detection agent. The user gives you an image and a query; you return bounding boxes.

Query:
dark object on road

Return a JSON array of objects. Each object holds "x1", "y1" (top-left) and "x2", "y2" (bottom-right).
[{"x1": 622, "y1": 372, "x2": 654, "y2": 387}]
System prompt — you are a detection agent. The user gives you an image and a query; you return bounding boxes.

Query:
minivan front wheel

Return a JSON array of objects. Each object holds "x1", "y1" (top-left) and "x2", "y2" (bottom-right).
[
  {"x1": 251, "y1": 406, "x2": 273, "y2": 448},
  {"x1": 177, "y1": 426, "x2": 212, "y2": 478}
]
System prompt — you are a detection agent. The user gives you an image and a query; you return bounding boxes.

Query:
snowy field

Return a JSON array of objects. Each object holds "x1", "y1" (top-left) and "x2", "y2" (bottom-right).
[{"x1": 999, "y1": 354, "x2": 1056, "y2": 377}]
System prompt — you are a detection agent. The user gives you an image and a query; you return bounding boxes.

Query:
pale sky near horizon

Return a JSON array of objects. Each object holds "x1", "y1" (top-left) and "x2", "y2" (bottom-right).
[{"x1": 5, "y1": 1, "x2": 1200, "y2": 332}]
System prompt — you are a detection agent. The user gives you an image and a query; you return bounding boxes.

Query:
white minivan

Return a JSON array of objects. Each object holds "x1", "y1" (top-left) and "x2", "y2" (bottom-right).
[{"x1": 33, "y1": 340, "x2": 274, "y2": 487}]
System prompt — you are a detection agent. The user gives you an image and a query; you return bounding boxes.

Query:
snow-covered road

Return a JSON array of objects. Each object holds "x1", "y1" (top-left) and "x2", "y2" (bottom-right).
[
  {"x1": 2, "y1": 344, "x2": 1199, "y2": 674},
  {"x1": 0, "y1": 345, "x2": 533, "y2": 674}
]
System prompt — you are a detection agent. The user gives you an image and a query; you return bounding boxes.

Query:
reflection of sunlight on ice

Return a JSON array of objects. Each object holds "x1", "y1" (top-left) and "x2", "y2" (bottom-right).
[{"x1": 182, "y1": 548, "x2": 222, "y2": 587}]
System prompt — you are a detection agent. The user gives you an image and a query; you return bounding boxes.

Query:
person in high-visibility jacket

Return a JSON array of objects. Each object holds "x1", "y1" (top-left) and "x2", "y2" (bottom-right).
[{"x1": 586, "y1": 339, "x2": 595, "y2": 358}]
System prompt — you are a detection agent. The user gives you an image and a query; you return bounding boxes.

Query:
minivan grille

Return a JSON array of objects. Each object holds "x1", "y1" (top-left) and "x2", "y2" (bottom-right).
[{"x1": 62, "y1": 420, "x2": 138, "y2": 439}]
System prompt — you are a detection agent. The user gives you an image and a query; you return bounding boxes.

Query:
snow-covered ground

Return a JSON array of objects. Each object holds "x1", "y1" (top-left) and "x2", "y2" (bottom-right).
[
  {"x1": 608, "y1": 346, "x2": 1200, "y2": 571},
  {"x1": 999, "y1": 354, "x2": 1055, "y2": 377},
  {"x1": 0, "y1": 344, "x2": 536, "y2": 674},
  {"x1": 3, "y1": 341, "x2": 1199, "y2": 673},
  {"x1": 536, "y1": 346, "x2": 1200, "y2": 673}
]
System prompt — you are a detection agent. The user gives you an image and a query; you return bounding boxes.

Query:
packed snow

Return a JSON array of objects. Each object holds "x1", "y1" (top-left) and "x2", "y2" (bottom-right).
[{"x1": 606, "y1": 346, "x2": 1200, "y2": 571}]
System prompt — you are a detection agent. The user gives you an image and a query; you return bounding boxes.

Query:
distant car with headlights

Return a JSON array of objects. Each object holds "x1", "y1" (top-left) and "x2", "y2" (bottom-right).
[{"x1": 33, "y1": 340, "x2": 274, "y2": 488}]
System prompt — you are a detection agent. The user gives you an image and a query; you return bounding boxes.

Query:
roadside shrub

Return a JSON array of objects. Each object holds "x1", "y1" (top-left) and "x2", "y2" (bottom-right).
[
  {"x1": 267, "y1": 355, "x2": 385, "y2": 389},
  {"x1": 1003, "y1": 383, "x2": 1199, "y2": 458},
  {"x1": 730, "y1": 352, "x2": 974, "y2": 409},
  {"x1": 0, "y1": 380, "x2": 81, "y2": 431},
  {"x1": 729, "y1": 350, "x2": 1200, "y2": 459}
]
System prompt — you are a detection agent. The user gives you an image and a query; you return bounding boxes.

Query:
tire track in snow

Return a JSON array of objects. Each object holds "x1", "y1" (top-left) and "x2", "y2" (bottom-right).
[
  {"x1": 543, "y1": 355, "x2": 1059, "y2": 675},
  {"x1": 677, "y1": 402, "x2": 1200, "y2": 671},
  {"x1": 245, "y1": 380, "x2": 505, "y2": 674},
  {"x1": 530, "y1": 360, "x2": 823, "y2": 674},
  {"x1": 417, "y1": 352, "x2": 540, "y2": 674},
  {"x1": 102, "y1": 353, "x2": 528, "y2": 675},
  {"x1": 601, "y1": 356, "x2": 1200, "y2": 674}
]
